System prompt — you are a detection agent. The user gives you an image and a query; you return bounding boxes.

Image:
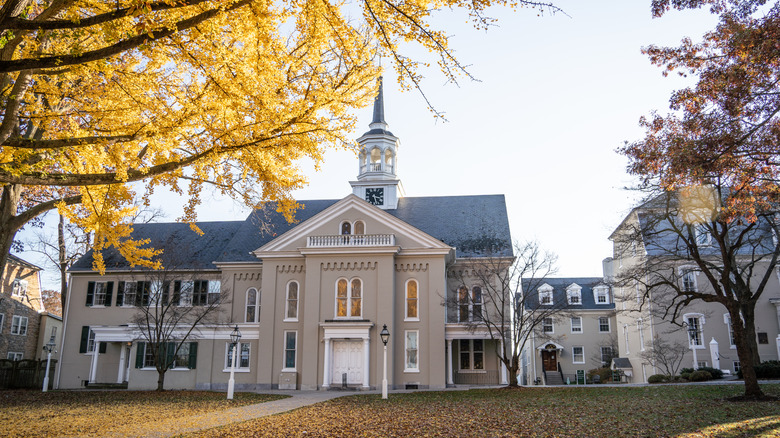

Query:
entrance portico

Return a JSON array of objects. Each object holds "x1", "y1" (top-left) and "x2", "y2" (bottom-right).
[
  {"x1": 320, "y1": 321, "x2": 374, "y2": 389},
  {"x1": 88, "y1": 326, "x2": 135, "y2": 384}
]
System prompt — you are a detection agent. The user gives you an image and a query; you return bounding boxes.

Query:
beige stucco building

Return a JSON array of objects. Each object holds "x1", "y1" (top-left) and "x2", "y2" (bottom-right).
[{"x1": 56, "y1": 83, "x2": 514, "y2": 391}]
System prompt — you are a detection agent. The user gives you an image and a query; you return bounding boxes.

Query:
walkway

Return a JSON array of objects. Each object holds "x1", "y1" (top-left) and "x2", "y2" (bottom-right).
[{"x1": 104, "y1": 391, "x2": 352, "y2": 438}]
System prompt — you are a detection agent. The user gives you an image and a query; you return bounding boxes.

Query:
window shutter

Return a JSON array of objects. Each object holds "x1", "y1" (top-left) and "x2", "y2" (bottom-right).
[
  {"x1": 188, "y1": 342, "x2": 198, "y2": 369},
  {"x1": 116, "y1": 282, "x2": 125, "y2": 306},
  {"x1": 86, "y1": 282, "x2": 95, "y2": 307},
  {"x1": 99, "y1": 341, "x2": 107, "y2": 354},
  {"x1": 162, "y1": 281, "x2": 171, "y2": 306},
  {"x1": 135, "y1": 342, "x2": 145, "y2": 368},
  {"x1": 166, "y1": 343, "x2": 175, "y2": 369},
  {"x1": 105, "y1": 282, "x2": 114, "y2": 307},
  {"x1": 79, "y1": 326, "x2": 89, "y2": 353}
]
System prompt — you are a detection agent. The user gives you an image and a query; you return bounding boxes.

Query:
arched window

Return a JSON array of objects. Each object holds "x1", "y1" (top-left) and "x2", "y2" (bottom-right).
[
  {"x1": 406, "y1": 280, "x2": 418, "y2": 320},
  {"x1": 286, "y1": 281, "x2": 299, "y2": 321},
  {"x1": 336, "y1": 278, "x2": 362, "y2": 318},
  {"x1": 354, "y1": 220, "x2": 365, "y2": 235},
  {"x1": 458, "y1": 286, "x2": 469, "y2": 322},
  {"x1": 471, "y1": 286, "x2": 483, "y2": 321},
  {"x1": 370, "y1": 147, "x2": 381, "y2": 171},
  {"x1": 341, "y1": 221, "x2": 351, "y2": 235},
  {"x1": 359, "y1": 151, "x2": 366, "y2": 172},
  {"x1": 245, "y1": 288, "x2": 259, "y2": 323},
  {"x1": 384, "y1": 149, "x2": 393, "y2": 172}
]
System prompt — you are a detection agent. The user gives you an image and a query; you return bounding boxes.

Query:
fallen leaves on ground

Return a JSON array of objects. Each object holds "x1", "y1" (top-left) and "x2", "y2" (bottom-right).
[
  {"x1": 186, "y1": 385, "x2": 780, "y2": 438},
  {"x1": 0, "y1": 390, "x2": 286, "y2": 438}
]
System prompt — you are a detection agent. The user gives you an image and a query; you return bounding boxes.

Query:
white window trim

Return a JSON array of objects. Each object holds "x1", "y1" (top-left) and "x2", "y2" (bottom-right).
[
  {"x1": 623, "y1": 324, "x2": 630, "y2": 355},
  {"x1": 593, "y1": 286, "x2": 610, "y2": 305},
  {"x1": 538, "y1": 285, "x2": 554, "y2": 306},
  {"x1": 11, "y1": 279, "x2": 28, "y2": 297},
  {"x1": 10, "y1": 315, "x2": 28, "y2": 335},
  {"x1": 683, "y1": 313, "x2": 706, "y2": 350},
  {"x1": 695, "y1": 224, "x2": 712, "y2": 247},
  {"x1": 570, "y1": 316, "x2": 582, "y2": 334},
  {"x1": 723, "y1": 313, "x2": 737, "y2": 350},
  {"x1": 405, "y1": 279, "x2": 420, "y2": 322},
  {"x1": 542, "y1": 317, "x2": 554, "y2": 334},
  {"x1": 284, "y1": 281, "x2": 299, "y2": 322},
  {"x1": 223, "y1": 342, "x2": 251, "y2": 372},
  {"x1": 245, "y1": 288, "x2": 259, "y2": 323},
  {"x1": 282, "y1": 331, "x2": 297, "y2": 372},
  {"x1": 638, "y1": 319, "x2": 645, "y2": 351},
  {"x1": 7, "y1": 352, "x2": 23, "y2": 360},
  {"x1": 404, "y1": 330, "x2": 420, "y2": 373},
  {"x1": 566, "y1": 284, "x2": 582, "y2": 305},
  {"x1": 679, "y1": 266, "x2": 699, "y2": 292},
  {"x1": 334, "y1": 277, "x2": 363, "y2": 319},
  {"x1": 572, "y1": 346, "x2": 585, "y2": 364},
  {"x1": 121, "y1": 281, "x2": 137, "y2": 307},
  {"x1": 598, "y1": 316, "x2": 611, "y2": 333}
]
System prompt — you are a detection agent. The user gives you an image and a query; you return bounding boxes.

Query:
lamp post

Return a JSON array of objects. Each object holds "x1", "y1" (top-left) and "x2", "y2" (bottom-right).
[
  {"x1": 227, "y1": 325, "x2": 241, "y2": 400},
  {"x1": 686, "y1": 323, "x2": 699, "y2": 370},
  {"x1": 380, "y1": 324, "x2": 390, "y2": 399},
  {"x1": 41, "y1": 342, "x2": 55, "y2": 392}
]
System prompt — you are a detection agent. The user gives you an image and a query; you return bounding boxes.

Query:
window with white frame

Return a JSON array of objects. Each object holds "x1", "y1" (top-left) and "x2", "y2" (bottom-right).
[
  {"x1": 543, "y1": 317, "x2": 554, "y2": 333},
  {"x1": 724, "y1": 313, "x2": 736, "y2": 348},
  {"x1": 176, "y1": 280, "x2": 194, "y2": 306},
  {"x1": 538, "y1": 285, "x2": 553, "y2": 305},
  {"x1": 286, "y1": 281, "x2": 299, "y2": 321},
  {"x1": 405, "y1": 331, "x2": 419, "y2": 371},
  {"x1": 283, "y1": 331, "x2": 297, "y2": 370},
  {"x1": 694, "y1": 224, "x2": 711, "y2": 246},
  {"x1": 457, "y1": 286, "x2": 483, "y2": 322},
  {"x1": 594, "y1": 286, "x2": 610, "y2": 304},
  {"x1": 246, "y1": 288, "x2": 259, "y2": 323},
  {"x1": 471, "y1": 287, "x2": 483, "y2": 321},
  {"x1": 10, "y1": 315, "x2": 28, "y2": 335},
  {"x1": 7, "y1": 352, "x2": 22, "y2": 360},
  {"x1": 637, "y1": 319, "x2": 645, "y2": 351},
  {"x1": 686, "y1": 315, "x2": 703, "y2": 346},
  {"x1": 207, "y1": 280, "x2": 221, "y2": 304},
  {"x1": 87, "y1": 328, "x2": 96, "y2": 353},
  {"x1": 572, "y1": 346, "x2": 584, "y2": 364},
  {"x1": 122, "y1": 281, "x2": 137, "y2": 306},
  {"x1": 598, "y1": 316, "x2": 610, "y2": 333},
  {"x1": 566, "y1": 284, "x2": 582, "y2": 305},
  {"x1": 11, "y1": 279, "x2": 28, "y2": 296},
  {"x1": 405, "y1": 280, "x2": 418, "y2": 320},
  {"x1": 172, "y1": 343, "x2": 191, "y2": 368},
  {"x1": 225, "y1": 342, "x2": 251, "y2": 369},
  {"x1": 600, "y1": 346, "x2": 614, "y2": 367},
  {"x1": 623, "y1": 324, "x2": 630, "y2": 355},
  {"x1": 570, "y1": 317, "x2": 582, "y2": 333},
  {"x1": 336, "y1": 278, "x2": 362, "y2": 318},
  {"x1": 94, "y1": 282, "x2": 108, "y2": 306},
  {"x1": 680, "y1": 267, "x2": 698, "y2": 292},
  {"x1": 459, "y1": 339, "x2": 484, "y2": 370}
]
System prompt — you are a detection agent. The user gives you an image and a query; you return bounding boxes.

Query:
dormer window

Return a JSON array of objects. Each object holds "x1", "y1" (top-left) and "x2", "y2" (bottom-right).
[
  {"x1": 593, "y1": 286, "x2": 610, "y2": 304},
  {"x1": 566, "y1": 284, "x2": 582, "y2": 305},
  {"x1": 538, "y1": 285, "x2": 553, "y2": 305}
]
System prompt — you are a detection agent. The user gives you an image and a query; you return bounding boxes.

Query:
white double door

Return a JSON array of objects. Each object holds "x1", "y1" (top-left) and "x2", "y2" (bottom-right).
[{"x1": 331, "y1": 340, "x2": 364, "y2": 385}]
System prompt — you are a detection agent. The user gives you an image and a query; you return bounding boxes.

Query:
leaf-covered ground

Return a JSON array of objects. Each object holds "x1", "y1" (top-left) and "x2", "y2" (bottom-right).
[
  {"x1": 0, "y1": 390, "x2": 286, "y2": 438},
  {"x1": 188, "y1": 385, "x2": 780, "y2": 438}
]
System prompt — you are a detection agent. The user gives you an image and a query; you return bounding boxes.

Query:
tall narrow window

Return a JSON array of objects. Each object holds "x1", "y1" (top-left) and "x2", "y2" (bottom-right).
[
  {"x1": 0, "y1": 313, "x2": 5, "y2": 334},
  {"x1": 384, "y1": 149, "x2": 393, "y2": 172},
  {"x1": 623, "y1": 324, "x2": 630, "y2": 355},
  {"x1": 471, "y1": 287, "x2": 483, "y2": 321},
  {"x1": 286, "y1": 282, "x2": 299, "y2": 321},
  {"x1": 336, "y1": 279, "x2": 348, "y2": 317},
  {"x1": 406, "y1": 280, "x2": 419, "y2": 320},
  {"x1": 638, "y1": 319, "x2": 645, "y2": 351},
  {"x1": 284, "y1": 331, "x2": 297, "y2": 370},
  {"x1": 725, "y1": 314, "x2": 736, "y2": 347},
  {"x1": 681, "y1": 268, "x2": 697, "y2": 292},
  {"x1": 335, "y1": 278, "x2": 362, "y2": 318},
  {"x1": 207, "y1": 280, "x2": 221, "y2": 304},
  {"x1": 350, "y1": 279, "x2": 362, "y2": 317},
  {"x1": 405, "y1": 331, "x2": 419, "y2": 371},
  {"x1": 246, "y1": 288, "x2": 259, "y2": 323},
  {"x1": 687, "y1": 316, "x2": 702, "y2": 346},
  {"x1": 458, "y1": 286, "x2": 469, "y2": 322}
]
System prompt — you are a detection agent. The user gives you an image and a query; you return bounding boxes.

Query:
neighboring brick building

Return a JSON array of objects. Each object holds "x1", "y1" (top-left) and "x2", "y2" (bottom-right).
[{"x1": 1, "y1": 255, "x2": 46, "y2": 360}]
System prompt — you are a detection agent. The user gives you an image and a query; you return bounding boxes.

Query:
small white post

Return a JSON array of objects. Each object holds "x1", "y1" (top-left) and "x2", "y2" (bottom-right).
[
  {"x1": 227, "y1": 342, "x2": 238, "y2": 400},
  {"x1": 446, "y1": 339, "x2": 453, "y2": 385},
  {"x1": 42, "y1": 349, "x2": 52, "y2": 392},
  {"x1": 709, "y1": 338, "x2": 720, "y2": 370},
  {"x1": 691, "y1": 345, "x2": 699, "y2": 370},
  {"x1": 382, "y1": 343, "x2": 388, "y2": 399}
]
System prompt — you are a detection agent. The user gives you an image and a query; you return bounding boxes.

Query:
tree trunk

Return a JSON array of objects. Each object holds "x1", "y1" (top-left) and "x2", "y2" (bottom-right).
[
  {"x1": 507, "y1": 364, "x2": 519, "y2": 387},
  {"x1": 59, "y1": 214, "x2": 68, "y2": 310},
  {"x1": 157, "y1": 369, "x2": 166, "y2": 391},
  {"x1": 0, "y1": 184, "x2": 22, "y2": 271},
  {"x1": 732, "y1": 306, "x2": 765, "y2": 399}
]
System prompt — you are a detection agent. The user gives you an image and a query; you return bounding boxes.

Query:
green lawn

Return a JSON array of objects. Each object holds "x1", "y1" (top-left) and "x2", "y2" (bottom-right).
[
  {"x1": 0, "y1": 390, "x2": 287, "y2": 438},
  {"x1": 187, "y1": 384, "x2": 780, "y2": 438}
]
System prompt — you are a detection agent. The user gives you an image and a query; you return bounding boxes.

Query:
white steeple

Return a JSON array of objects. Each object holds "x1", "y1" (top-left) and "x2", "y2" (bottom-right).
[{"x1": 351, "y1": 77, "x2": 404, "y2": 209}]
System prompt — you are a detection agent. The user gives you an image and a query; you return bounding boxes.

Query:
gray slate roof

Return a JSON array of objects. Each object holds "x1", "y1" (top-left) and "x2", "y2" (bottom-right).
[
  {"x1": 521, "y1": 277, "x2": 614, "y2": 310},
  {"x1": 71, "y1": 194, "x2": 512, "y2": 272}
]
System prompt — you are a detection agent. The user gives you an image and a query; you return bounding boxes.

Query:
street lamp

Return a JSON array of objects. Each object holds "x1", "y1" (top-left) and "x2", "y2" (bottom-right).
[
  {"x1": 41, "y1": 342, "x2": 55, "y2": 392},
  {"x1": 380, "y1": 324, "x2": 390, "y2": 399},
  {"x1": 685, "y1": 322, "x2": 699, "y2": 370},
  {"x1": 227, "y1": 325, "x2": 241, "y2": 400}
]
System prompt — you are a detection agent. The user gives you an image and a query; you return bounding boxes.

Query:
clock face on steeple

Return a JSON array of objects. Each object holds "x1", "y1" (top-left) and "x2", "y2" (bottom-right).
[{"x1": 365, "y1": 188, "x2": 384, "y2": 206}]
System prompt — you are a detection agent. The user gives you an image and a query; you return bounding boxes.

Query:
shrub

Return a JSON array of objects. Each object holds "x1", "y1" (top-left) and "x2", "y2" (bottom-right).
[
  {"x1": 742, "y1": 360, "x2": 780, "y2": 379},
  {"x1": 647, "y1": 374, "x2": 667, "y2": 384},
  {"x1": 586, "y1": 367, "x2": 612, "y2": 384},
  {"x1": 689, "y1": 370, "x2": 713, "y2": 381},
  {"x1": 698, "y1": 366, "x2": 724, "y2": 379},
  {"x1": 680, "y1": 368, "x2": 694, "y2": 375},
  {"x1": 680, "y1": 372, "x2": 691, "y2": 381}
]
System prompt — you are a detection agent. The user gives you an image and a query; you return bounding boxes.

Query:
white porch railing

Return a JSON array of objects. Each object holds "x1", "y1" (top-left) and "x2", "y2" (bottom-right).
[{"x1": 307, "y1": 234, "x2": 395, "y2": 247}]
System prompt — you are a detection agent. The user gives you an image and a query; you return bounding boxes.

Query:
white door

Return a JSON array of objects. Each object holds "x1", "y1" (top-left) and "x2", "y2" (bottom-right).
[{"x1": 331, "y1": 340, "x2": 363, "y2": 385}]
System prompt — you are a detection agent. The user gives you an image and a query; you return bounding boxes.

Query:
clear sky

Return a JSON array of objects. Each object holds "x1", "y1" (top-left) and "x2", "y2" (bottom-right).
[{"x1": 20, "y1": 1, "x2": 719, "y2": 290}]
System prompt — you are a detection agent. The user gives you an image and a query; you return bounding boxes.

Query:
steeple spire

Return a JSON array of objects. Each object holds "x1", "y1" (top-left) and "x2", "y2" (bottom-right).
[{"x1": 369, "y1": 77, "x2": 388, "y2": 131}]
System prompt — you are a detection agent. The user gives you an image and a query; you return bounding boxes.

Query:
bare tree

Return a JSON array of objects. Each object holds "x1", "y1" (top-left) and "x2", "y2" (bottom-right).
[
  {"x1": 446, "y1": 240, "x2": 559, "y2": 387},
  {"x1": 639, "y1": 335, "x2": 689, "y2": 377},
  {"x1": 127, "y1": 245, "x2": 229, "y2": 391},
  {"x1": 613, "y1": 185, "x2": 780, "y2": 399},
  {"x1": 591, "y1": 333, "x2": 618, "y2": 369}
]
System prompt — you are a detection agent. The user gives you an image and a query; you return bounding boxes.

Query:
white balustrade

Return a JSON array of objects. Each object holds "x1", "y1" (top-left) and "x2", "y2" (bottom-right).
[{"x1": 307, "y1": 234, "x2": 395, "y2": 247}]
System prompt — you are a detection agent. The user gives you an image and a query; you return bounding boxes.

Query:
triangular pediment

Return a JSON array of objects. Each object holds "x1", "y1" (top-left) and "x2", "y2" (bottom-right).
[{"x1": 253, "y1": 194, "x2": 452, "y2": 258}]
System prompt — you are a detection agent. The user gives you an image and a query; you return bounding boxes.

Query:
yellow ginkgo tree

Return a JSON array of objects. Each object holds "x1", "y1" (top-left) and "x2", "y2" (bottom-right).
[{"x1": 0, "y1": 0, "x2": 558, "y2": 271}]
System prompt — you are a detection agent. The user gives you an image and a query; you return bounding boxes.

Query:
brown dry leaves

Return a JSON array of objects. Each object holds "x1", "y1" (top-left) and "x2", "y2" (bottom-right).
[{"x1": 0, "y1": 390, "x2": 286, "y2": 438}]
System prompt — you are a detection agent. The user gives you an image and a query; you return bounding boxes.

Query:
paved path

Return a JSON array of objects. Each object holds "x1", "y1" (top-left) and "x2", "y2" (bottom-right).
[{"x1": 104, "y1": 391, "x2": 352, "y2": 438}]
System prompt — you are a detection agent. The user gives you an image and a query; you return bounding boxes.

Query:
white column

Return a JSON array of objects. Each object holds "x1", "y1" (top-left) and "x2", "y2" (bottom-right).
[
  {"x1": 709, "y1": 338, "x2": 720, "y2": 370},
  {"x1": 362, "y1": 338, "x2": 370, "y2": 388},
  {"x1": 117, "y1": 345, "x2": 127, "y2": 384},
  {"x1": 446, "y1": 339, "x2": 453, "y2": 385},
  {"x1": 89, "y1": 343, "x2": 100, "y2": 383},
  {"x1": 499, "y1": 339, "x2": 508, "y2": 385},
  {"x1": 322, "y1": 338, "x2": 331, "y2": 388}
]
